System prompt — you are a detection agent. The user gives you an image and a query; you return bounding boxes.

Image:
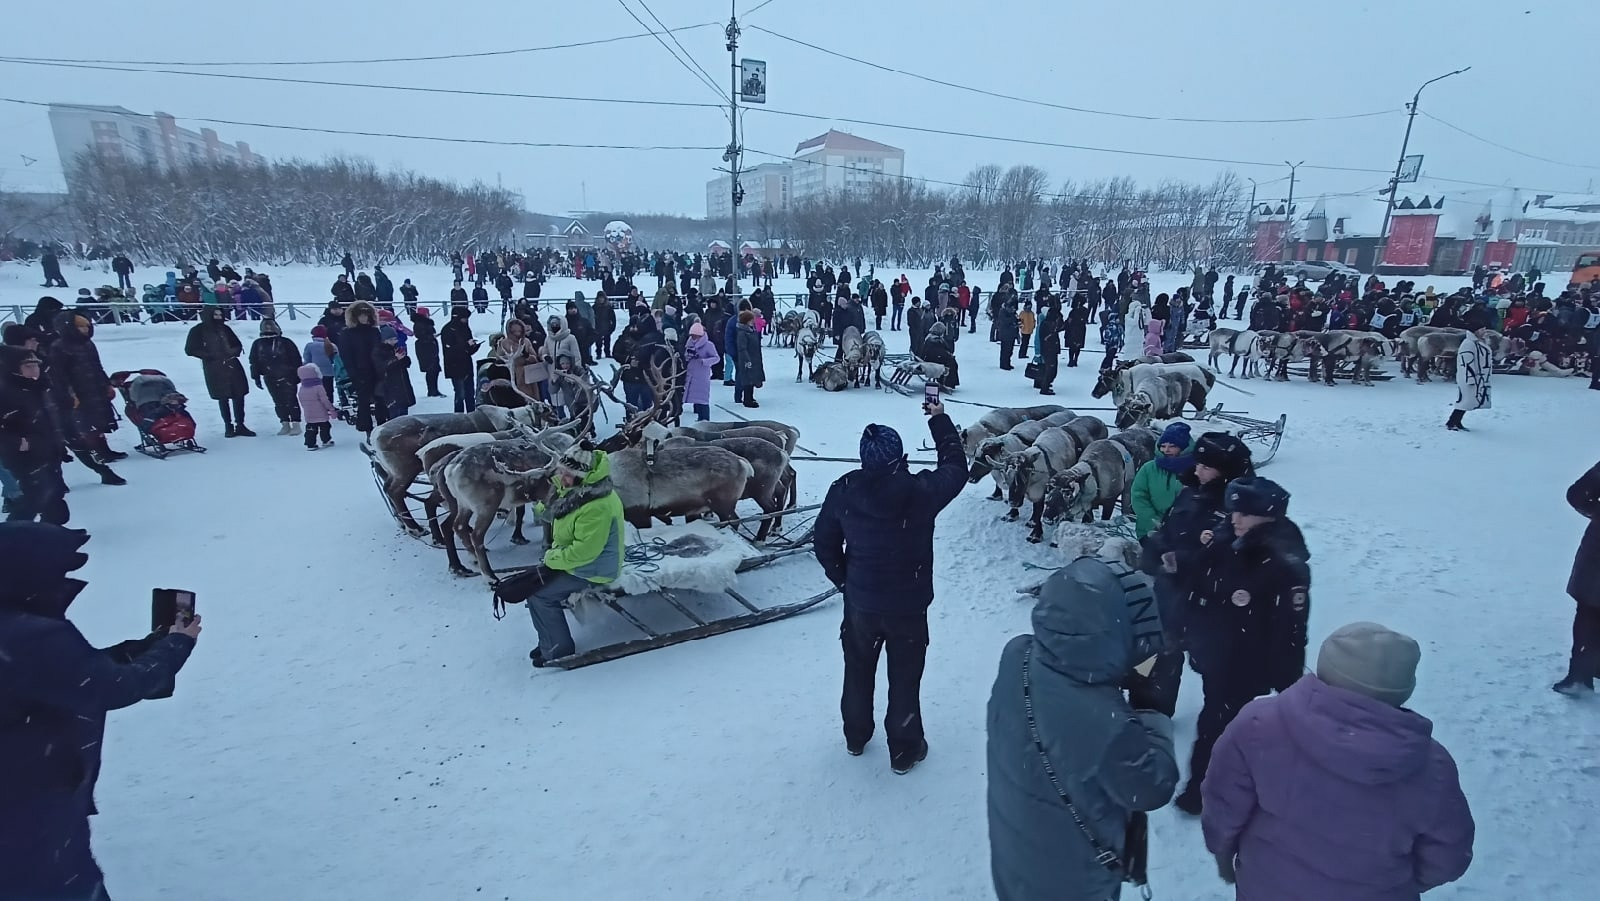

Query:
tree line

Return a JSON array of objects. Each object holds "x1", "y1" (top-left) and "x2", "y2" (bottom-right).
[
  {"x1": 768, "y1": 166, "x2": 1254, "y2": 270},
  {"x1": 63, "y1": 154, "x2": 521, "y2": 266}
]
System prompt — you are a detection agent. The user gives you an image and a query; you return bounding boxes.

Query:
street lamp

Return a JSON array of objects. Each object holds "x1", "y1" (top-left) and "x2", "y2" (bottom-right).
[{"x1": 1375, "y1": 67, "x2": 1471, "y2": 269}]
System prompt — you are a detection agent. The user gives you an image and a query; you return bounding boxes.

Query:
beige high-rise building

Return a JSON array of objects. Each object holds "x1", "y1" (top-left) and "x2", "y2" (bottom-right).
[
  {"x1": 707, "y1": 162, "x2": 792, "y2": 220},
  {"x1": 788, "y1": 130, "x2": 904, "y2": 204}
]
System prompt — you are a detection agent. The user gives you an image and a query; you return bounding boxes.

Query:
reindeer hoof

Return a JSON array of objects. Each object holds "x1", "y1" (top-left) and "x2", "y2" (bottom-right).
[
  {"x1": 509, "y1": 535, "x2": 530, "y2": 546},
  {"x1": 1003, "y1": 510, "x2": 1020, "y2": 522},
  {"x1": 1027, "y1": 533, "x2": 1043, "y2": 544},
  {"x1": 451, "y1": 567, "x2": 477, "y2": 578}
]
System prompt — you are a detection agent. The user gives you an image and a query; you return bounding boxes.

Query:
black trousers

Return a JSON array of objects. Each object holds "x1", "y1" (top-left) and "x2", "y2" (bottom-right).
[
  {"x1": 840, "y1": 606, "x2": 929, "y2": 757},
  {"x1": 266, "y1": 378, "x2": 300, "y2": 422},
  {"x1": 1066, "y1": 346, "x2": 1082, "y2": 367},
  {"x1": 353, "y1": 383, "x2": 389, "y2": 433},
  {"x1": 7, "y1": 463, "x2": 69, "y2": 525},
  {"x1": 1446, "y1": 409, "x2": 1467, "y2": 428},
  {"x1": 1101, "y1": 348, "x2": 1118, "y2": 370},
  {"x1": 424, "y1": 370, "x2": 442, "y2": 396},
  {"x1": 1000, "y1": 339, "x2": 1015, "y2": 369},
  {"x1": 1569, "y1": 603, "x2": 1600, "y2": 681},
  {"x1": 304, "y1": 422, "x2": 332, "y2": 448},
  {"x1": 216, "y1": 396, "x2": 246, "y2": 425},
  {"x1": 1188, "y1": 669, "x2": 1272, "y2": 791}
]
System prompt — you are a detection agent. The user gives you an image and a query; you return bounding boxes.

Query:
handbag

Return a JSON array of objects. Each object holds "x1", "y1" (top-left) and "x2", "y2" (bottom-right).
[
  {"x1": 522, "y1": 361, "x2": 550, "y2": 384},
  {"x1": 1022, "y1": 645, "x2": 1152, "y2": 895},
  {"x1": 1024, "y1": 361, "x2": 1040, "y2": 381}
]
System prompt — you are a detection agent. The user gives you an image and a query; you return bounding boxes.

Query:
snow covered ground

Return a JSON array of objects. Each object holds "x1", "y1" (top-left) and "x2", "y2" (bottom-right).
[{"x1": 3, "y1": 259, "x2": 1599, "y2": 900}]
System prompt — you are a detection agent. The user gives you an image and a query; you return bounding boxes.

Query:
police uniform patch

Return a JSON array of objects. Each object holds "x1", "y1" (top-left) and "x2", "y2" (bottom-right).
[
  {"x1": 1291, "y1": 588, "x2": 1309, "y2": 611},
  {"x1": 1231, "y1": 590, "x2": 1251, "y2": 607}
]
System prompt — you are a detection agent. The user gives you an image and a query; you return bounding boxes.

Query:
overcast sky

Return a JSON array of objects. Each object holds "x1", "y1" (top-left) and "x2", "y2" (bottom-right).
[{"x1": 2, "y1": 0, "x2": 1596, "y2": 219}]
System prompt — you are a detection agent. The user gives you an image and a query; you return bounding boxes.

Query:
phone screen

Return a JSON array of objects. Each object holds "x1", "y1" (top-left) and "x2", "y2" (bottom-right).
[
  {"x1": 923, "y1": 384, "x2": 940, "y2": 407},
  {"x1": 152, "y1": 588, "x2": 197, "y2": 632}
]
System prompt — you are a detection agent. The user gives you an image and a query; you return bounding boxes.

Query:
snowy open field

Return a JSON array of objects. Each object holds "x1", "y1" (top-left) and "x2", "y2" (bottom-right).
[{"x1": 3, "y1": 259, "x2": 1599, "y2": 900}]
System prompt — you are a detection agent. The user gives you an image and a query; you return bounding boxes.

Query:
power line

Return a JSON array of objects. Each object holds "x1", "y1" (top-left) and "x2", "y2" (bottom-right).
[
  {"x1": 633, "y1": 0, "x2": 724, "y2": 99},
  {"x1": 0, "y1": 24, "x2": 722, "y2": 68},
  {"x1": 613, "y1": 0, "x2": 724, "y2": 100},
  {"x1": 0, "y1": 58, "x2": 724, "y2": 110},
  {"x1": 748, "y1": 107, "x2": 1393, "y2": 175},
  {"x1": 0, "y1": 98, "x2": 723, "y2": 152},
  {"x1": 742, "y1": 0, "x2": 781, "y2": 14},
  {"x1": 1419, "y1": 111, "x2": 1600, "y2": 172},
  {"x1": 748, "y1": 26, "x2": 1400, "y2": 126}
]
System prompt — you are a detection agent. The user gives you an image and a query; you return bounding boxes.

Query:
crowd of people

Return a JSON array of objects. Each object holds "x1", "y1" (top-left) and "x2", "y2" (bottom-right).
[{"x1": 6, "y1": 246, "x2": 1599, "y2": 900}]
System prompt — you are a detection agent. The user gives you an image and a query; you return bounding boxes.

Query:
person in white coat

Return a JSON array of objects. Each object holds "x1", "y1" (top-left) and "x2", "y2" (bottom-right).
[{"x1": 1447, "y1": 311, "x2": 1492, "y2": 432}]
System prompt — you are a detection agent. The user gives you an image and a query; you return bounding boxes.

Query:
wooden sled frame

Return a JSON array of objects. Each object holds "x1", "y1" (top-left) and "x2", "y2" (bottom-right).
[{"x1": 1191, "y1": 403, "x2": 1287, "y2": 467}]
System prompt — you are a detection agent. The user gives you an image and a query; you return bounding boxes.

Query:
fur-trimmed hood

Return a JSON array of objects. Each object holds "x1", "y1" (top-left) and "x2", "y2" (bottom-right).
[{"x1": 345, "y1": 300, "x2": 378, "y2": 329}]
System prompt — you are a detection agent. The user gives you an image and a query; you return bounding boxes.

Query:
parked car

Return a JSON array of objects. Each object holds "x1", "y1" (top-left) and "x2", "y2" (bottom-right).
[{"x1": 1258, "y1": 259, "x2": 1361, "y2": 282}]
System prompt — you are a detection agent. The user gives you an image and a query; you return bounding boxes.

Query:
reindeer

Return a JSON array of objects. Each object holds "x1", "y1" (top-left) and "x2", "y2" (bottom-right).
[
  {"x1": 1300, "y1": 330, "x2": 1387, "y2": 386},
  {"x1": 888, "y1": 358, "x2": 947, "y2": 393},
  {"x1": 795, "y1": 318, "x2": 821, "y2": 382},
  {"x1": 768, "y1": 310, "x2": 807, "y2": 348},
  {"x1": 596, "y1": 363, "x2": 675, "y2": 453},
  {"x1": 811, "y1": 360, "x2": 851, "y2": 391},
  {"x1": 686, "y1": 419, "x2": 802, "y2": 457},
  {"x1": 861, "y1": 330, "x2": 886, "y2": 388},
  {"x1": 968, "y1": 421, "x2": 1049, "y2": 497},
  {"x1": 1207, "y1": 328, "x2": 1260, "y2": 377},
  {"x1": 659, "y1": 433, "x2": 793, "y2": 541},
  {"x1": 1254, "y1": 330, "x2": 1310, "y2": 381},
  {"x1": 1415, "y1": 329, "x2": 1511, "y2": 382},
  {"x1": 837, "y1": 326, "x2": 865, "y2": 387},
  {"x1": 1395, "y1": 325, "x2": 1454, "y2": 378},
  {"x1": 1042, "y1": 429, "x2": 1157, "y2": 524},
  {"x1": 369, "y1": 404, "x2": 548, "y2": 537},
  {"x1": 1093, "y1": 363, "x2": 1216, "y2": 429},
  {"x1": 441, "y1": 423, "x2": 582, "y2": 578},
  {"x1": 607, "y1": 444, "x2": 755, "y2": 528},
  {"x1": 1004, "y1": 427, "x2": 1083, "y2": 543}
]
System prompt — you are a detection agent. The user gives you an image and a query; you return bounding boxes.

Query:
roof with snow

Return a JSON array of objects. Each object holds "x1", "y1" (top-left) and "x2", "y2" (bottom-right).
[{"x1": 794, "y1": 130, "x2": 903, "y2": 156}]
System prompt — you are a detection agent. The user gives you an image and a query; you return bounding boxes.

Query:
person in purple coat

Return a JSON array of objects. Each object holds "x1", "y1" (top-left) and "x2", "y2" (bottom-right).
[
  {"x1": 1201, "y1": 622, "x2": 1475, "y2": 900},
  {"x1": 682, "y1": 321, "x2": 718, "y2": 421}
]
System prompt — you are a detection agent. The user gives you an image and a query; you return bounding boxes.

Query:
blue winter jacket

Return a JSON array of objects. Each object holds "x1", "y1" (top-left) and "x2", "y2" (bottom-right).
[
  {"x1": 814, "y1": 413, "x2": 967, "y2": 615},
  {"x1": 0, "y1": 523, "x2": 196, "y2": 898}
]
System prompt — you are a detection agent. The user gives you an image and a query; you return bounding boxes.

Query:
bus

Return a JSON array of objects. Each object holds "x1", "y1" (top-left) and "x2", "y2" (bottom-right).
[{"x1": 1574, "y1": 251, "x2": 1600, "y2": 287}]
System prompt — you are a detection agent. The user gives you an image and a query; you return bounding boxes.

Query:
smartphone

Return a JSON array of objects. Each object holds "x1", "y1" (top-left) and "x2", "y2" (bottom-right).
[
  {"x1": 152, "y1": 588, "x2": 197, "y2": 632},
  {"x1": 923, "y1": 383, "x2": 940, "y2": 410}
]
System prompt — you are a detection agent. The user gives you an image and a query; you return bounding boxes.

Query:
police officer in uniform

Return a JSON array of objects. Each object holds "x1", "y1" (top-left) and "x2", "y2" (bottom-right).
[
  {"x1": 1133, "y1": 433, "x2": 1256, "y2": 717},
  {"x1": 1174, "y1": 476, "x2": 1311, "y2": 815}
]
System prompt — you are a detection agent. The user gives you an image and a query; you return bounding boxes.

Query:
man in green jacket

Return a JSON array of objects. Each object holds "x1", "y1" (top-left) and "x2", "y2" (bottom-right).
[
  {"x1": 515, "y1": 444, "x2": 625, "y2": 667},
  {"x1": 1130, "y1": 423, "x2": 1195, "y2": 539}
]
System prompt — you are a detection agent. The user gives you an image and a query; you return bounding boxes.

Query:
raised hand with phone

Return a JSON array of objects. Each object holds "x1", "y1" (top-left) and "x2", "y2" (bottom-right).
[{"x1": 0, "y1": 523, "x2": 202, "y2": 897}]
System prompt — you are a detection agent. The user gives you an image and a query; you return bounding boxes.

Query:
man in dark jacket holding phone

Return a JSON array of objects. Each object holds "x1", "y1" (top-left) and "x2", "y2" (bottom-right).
[
  {"x1": 1555, "y1": 460, "x2": 1600, "y2": 695},
  {"x1": 814, "y1": 402, "x2": 966, "y2": 773},
  {"x1": 0, "y1": 523, "x2": 201, "y2": 900}
]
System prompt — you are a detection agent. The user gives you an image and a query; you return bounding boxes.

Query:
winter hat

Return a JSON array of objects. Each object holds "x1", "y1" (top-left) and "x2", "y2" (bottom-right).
[
  {"x1": 0, "y1": 522, "x2": 91, "y2": 606},
  {"x1": 415, "y1": 307, "x2": 431, "y2": 318},
  {"x1": 859, "y1": 423, "x2": 904, "y2": 472},
  {"x1": 1158, "y1": 422, "x2": 1191, "y2": 450},
  {"x1": 379, "y1": 325, "x2": 398, "y2": 342},
  {"x1": 1192, "y1": 432, "x2": 1253, "y2": 479},
  {"x1": 688, "y1": 322, "x2": 706, "y2": 338},
  {"x1": 1317, "y1": 622, "x2": 1420, "y2": 707},
  {"x1": 1460, "y1": 308, "x2": 1490, "y2": 332},
  {"x1": 297, "y1": 363, "x2": 322, "y2": 385},
  {"x1": 259, "y1": 319, "x2": 281, "y2": 337},
  {"x1": 2, "y1": 324, "x2": 40, "y2": 347},
  {"x1": 1224, "y1": 476, "x2": 1290, "y2": 517},
  {"x1": 311, "y1": 324, "x2": 328, "y2": 339},
  {"x1": 662, "y1": 328, "x2": 679, "y2": 344},
  {"x1": 557, "y1": 443, "x2": 597, "y2": 475}
]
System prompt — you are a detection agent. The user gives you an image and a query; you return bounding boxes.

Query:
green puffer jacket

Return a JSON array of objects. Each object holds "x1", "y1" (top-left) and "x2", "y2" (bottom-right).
[
  {"x1": 542, "y1": 451, "x2": 625, "y2": 584},
  {"x1": 1130, "y1": 450, "x2": 1191, "y2": 539}
]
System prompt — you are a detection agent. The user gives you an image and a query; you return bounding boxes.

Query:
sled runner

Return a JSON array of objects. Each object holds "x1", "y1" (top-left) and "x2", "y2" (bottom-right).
[
  {"x1": 1190, "y1": 403, "x2": 1287, "y2": 467},
  {"x1": 503, "y1": 518, "x2": 837, "y2": 670},
  {"x1": 1282, "y1": 359, "x2": 1396, "y2": 382}
]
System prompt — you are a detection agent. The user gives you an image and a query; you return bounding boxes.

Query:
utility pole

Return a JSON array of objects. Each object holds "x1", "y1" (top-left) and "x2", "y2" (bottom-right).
[
  {"x1": 1375, "y1": 67, "x2": 1470, "y2": 270},
  {"x1": 1281, "y1": 161, "x2": 1304, "y2": 262},
  {"x1": 725, "y1": 0, "x2": 743, "y2": 296}
]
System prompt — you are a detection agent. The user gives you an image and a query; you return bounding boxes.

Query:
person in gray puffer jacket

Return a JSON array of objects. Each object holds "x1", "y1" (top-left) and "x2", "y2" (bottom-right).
[{"x1": 987, "y1": 557, "x2": 1180, "y2": 901}]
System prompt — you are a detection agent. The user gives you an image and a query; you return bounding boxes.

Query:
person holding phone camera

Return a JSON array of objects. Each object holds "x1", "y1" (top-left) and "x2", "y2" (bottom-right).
[
  {"x1": 986, "y1": 558, "x2": 1179, "y2": 901},
  {"x1": 0, "y1": 523, "x2": 201, "y2": 900},
  {"x1": 814, "y1": 403, "x2": 966, "y2": 774}
]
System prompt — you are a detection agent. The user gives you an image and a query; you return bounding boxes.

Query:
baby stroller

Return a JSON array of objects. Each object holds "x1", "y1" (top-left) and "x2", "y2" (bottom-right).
[
  {"x1": 331, "y1": 355, "x2": 358, "y2": 422},
  {"x1": 110, "y1": 370, "x2": 207, "y2": 459}
]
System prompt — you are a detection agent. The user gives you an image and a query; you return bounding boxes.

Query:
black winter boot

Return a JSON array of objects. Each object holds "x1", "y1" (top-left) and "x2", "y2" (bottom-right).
[
  {"x1": 234, "y1": 422, "x2": 258, "y2": 437},
  {"x1": 225, "y1": 422, "x2": 237, "y2": 438},
  {"x1": 73, "y1": 450, "x2": 126, "y2": 486}
]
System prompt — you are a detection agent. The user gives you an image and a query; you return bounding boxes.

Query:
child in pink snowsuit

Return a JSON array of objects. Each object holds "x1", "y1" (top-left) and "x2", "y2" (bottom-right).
[
  {"x1": 297, "y1": 362, "x2": 337, "y2": 450},
  {"x1": 1143, "y1": 317, "x2": 1165, "y2": 356}
]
